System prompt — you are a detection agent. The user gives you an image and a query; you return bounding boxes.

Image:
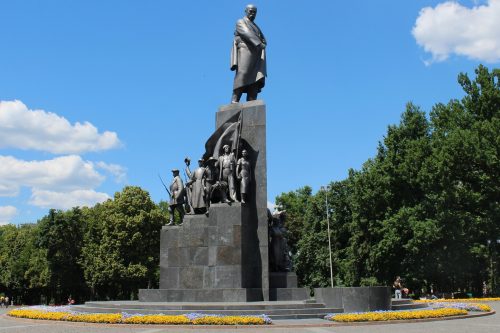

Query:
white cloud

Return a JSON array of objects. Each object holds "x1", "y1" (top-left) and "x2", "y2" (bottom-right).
[
  {"x1": 0, "y1": 206, "x2": 17, "y2": 225},
  {"x1": 0, "y1": 155, "x2": 125, "y2": 210},
  {"x1": 0, "y1": 183, "x2": 20, "y2": 197},
  {"x1": 0, "y1": 155, "x2": 105, "y2": 196},
  {"x1": 30, "y1": 189, "x2": 110, "y2": 210},
  {"x1": 96, "y1": 162, "x2": 127, "y2": 183},
  {"x1": 413, "y1": 0, "x2": 500, "y2": 63},
  {"x1": 0, "y1": 100, "x2": 121, "y2": 154}
]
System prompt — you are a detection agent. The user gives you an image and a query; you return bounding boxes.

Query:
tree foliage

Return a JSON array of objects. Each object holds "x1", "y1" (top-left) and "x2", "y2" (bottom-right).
[
  {"x1": 0, "y1": 186, "x2": 167, "y2": 304},
  {"x1": 79, "y1": 186, "x2": 166, "y2": 300},
  {"x1": 279, "y1": 65, "x2": 499, "y2": 296}
]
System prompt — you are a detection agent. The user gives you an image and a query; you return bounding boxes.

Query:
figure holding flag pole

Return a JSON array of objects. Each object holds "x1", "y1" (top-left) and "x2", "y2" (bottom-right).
[{"x1": 216, "y1": 144, "x2": 238, "y2": 202}]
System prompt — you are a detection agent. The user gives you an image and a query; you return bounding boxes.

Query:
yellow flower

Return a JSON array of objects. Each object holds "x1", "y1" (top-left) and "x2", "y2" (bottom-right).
[
  {"x1": 7, "y1": 309, "x2": 269, "y2": 325},
  {"x1": 192, "y1": 316, "x2": 265, "y2": 325},
  {"x1": 123, "y1": 314, "x2": 190, "y2": 325},
  {"x1": 64, "y1": 313, "x2": 122, "y2": 323},
  {"x1": 416, "y1": 297, "x2": 500, "y2": 303},
  {"x1": 329, "y1": 308, "x2": 467, "y2": 322}
]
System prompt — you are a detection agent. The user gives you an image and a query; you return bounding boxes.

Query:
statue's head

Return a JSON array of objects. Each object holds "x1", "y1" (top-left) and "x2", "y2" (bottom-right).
[
  {"x1": 205, "y1": 157, "x2": 217, "y2": 167},
  {"x1": 171, "y1": 169, "x2": 180, "y2": 176},
  {"x1": 245, "y1": 4, "x2": 257, "y2": 21},
  {"x1": 242, "y1": 149, "x2": 248, "y2": 157},
  {"x1": 223, "y1": 144, "x2": 230, "y2": 153},
  {"x1": 198, "y1": 158, "x2": 204, "y2": 166}
]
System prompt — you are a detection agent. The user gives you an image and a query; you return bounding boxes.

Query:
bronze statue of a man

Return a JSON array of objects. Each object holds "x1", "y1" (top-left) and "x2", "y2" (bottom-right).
[
  {"x1": 204, "y1": 157, "x2": 217, "y2": 205},
  {"x1": 216, "y1": 144, "x2": 237, "y2": 202},
  {"x1": 230, "y1": 4, "x2": 267, "y2": 103},
  {"x1": 187, "y1": 159, "x2": 208, "y2": 214},
  {"x1": 167, "y1": 169, "x2": 185, "y2": 226},
  {"x1": 184, "y1": 157, "x2": 195, "y2": 214}
]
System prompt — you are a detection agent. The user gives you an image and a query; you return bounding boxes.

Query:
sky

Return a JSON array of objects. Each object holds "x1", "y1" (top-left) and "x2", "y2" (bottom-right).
[{"x1": 1, "y1": 0, "x2": 499, "y2": 224}]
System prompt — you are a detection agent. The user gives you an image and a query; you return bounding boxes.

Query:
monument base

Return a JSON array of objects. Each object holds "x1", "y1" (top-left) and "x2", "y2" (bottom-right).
[
  {"x1": 270, "y1": 272, "x2": 298, "y2": 288},
  {"x1": 139, "y1": 288, "x2": 263, "y2": 302},
  {"x1": 269, "y1": 288, "x2": 309, "y2": 301},
  {"x1": 267, "y1": 272, "x2": 309, "y2": 300},
  {"x1": 139, "y1": 202, "x2": 264, "y2": 302},
  {"x1": 314, "y1": 287, "x2": 392, "y2": 312},
  {"x1": 74, "y1": 300, "x2": 343, "y2": 319}
]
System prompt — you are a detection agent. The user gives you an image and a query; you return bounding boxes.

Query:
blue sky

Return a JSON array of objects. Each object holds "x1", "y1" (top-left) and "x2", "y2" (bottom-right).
[{"x1": 1, "y1": 0, "x2": 499, "y2": 224}]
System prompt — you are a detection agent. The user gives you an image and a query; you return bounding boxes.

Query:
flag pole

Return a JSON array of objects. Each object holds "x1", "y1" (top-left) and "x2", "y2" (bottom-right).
[{"x1": 235, "y1": 111, "x2": 243, "y2": 158}]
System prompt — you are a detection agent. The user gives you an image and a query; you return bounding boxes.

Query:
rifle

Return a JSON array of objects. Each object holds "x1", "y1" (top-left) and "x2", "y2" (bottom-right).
[{"x1": 158, "y1": 174, "x2": 171, "y2": 198}]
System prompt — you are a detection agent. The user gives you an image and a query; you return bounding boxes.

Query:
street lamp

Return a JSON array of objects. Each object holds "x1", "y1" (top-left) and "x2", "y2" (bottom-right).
[
  {"x1": 486, "y1": 239, "x2": 500, "y2": 296},
  {"x1": 321, "y1": 185, "x2": 334, "y2": 288}
]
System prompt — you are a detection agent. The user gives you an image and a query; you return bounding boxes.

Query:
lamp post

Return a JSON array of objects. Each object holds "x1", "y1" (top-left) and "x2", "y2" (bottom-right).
[
  {"x1": 321, "y1": 185, "x2": 334, "y2": 288},
  {"x1": 487, "y1": 239, "x2": 500, "y2": 296}
]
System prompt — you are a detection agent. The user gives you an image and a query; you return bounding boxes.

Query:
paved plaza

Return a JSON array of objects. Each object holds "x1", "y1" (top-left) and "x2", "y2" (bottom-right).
[{"x1": 0, "y1": 302, "x2": 498, "y2": 333}]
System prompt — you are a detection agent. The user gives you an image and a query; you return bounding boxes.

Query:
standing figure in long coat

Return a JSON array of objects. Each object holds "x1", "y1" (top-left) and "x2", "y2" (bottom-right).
[
  {"x1": 204, "y1": 157, "x2": 217, "y2": 205},
  {"x1": 168, "y1": 169, "x2": 185, "y2": 226},
  {"x1": 230, "y1": 4, "x2": 267, "y2": 103},
  {"x1": 184, "y1": 157, "x2": 195, "y2": 214},
  {"x1": 188, "y1": 159, "x2": 208, "y2": 214},
  {"x1": 236, "y1": 149, "x2": 251, "y2": 203}
]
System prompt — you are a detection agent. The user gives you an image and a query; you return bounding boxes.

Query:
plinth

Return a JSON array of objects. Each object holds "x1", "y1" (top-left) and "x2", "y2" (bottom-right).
[{"x1": 140, "y1": 101, "x2": 269, "y2": 302}]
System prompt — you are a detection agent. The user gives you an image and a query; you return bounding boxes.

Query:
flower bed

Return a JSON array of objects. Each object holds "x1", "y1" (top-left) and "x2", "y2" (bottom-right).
[
  {"x1": 7, "y1": 307, "x2": 271, "y2": 325},
  {"x1": 416, "y1": 297, "x2": 500, "y2": 303},
  {"x1": 325, "y1": 308, "x2": 467, "y2": 322},
  {"x1": 430, "y1": 302, "x2": 491, "y2": 312}
]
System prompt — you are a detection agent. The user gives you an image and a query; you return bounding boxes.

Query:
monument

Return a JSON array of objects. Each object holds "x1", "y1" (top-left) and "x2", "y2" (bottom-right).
[
  {"x1": 77, "y1": 5, "x2": 393, "y2": 318},
  {"x1": 139, "y1": 4, "x2": 306, "y2": 303}
]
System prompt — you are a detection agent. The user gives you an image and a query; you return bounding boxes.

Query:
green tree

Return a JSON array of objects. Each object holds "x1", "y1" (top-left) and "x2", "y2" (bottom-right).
[
  {"x1": 38, "y1": 208, "x2": 87, "y2": 303},
  {"x1": 80, "y1": 186, "x2": 166, "y2": 300},
  {"x1": 284, "y1": 65, "x2": 499, "y2": 296},
  {"x1": 0, "y1": 223, "x2": 50, "y2": 304}
]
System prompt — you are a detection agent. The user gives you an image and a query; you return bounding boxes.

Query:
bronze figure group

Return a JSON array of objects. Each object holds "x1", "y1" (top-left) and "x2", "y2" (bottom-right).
[{"x1": 165, "y1": 147, "x2": 252, "y2": 224}]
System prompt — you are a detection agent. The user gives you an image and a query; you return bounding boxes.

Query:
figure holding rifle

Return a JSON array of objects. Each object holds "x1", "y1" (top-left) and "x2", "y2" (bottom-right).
[{"x1": 160, "y1": 169, "x2": 185, "y2": 226}]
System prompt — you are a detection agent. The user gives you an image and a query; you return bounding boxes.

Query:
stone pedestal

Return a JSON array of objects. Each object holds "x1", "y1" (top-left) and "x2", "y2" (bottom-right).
[
  {"x1": 314, "y1": 287, "x2": 392, "y2": 312},
  {"x1": 269, "y1": 272, "x2": 298, "y2": 288},
  {"x1": 217, "y1": 100, "x2": 269, "y2": 300},
  {"x1": 268, "y1": 272, "x2": 309, "y2": 301},
  {"x1": 139, "y1": 203, "x2": 263, "y2": 302},
  {"x1": 140, "y1": 101, "x2": 269, "y2": 302}
]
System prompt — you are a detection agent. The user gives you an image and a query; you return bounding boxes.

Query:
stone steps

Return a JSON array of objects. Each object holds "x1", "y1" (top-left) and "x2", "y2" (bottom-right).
[
  {"x1": 81, "y1": 300, "x2": 324, "y2": 310},
  {"x1": 73, "y1": 301, "x2": 343, "y2": 320},
  {"x1": 391, "y1": 298, "x2": 429, "y2": 310}
]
